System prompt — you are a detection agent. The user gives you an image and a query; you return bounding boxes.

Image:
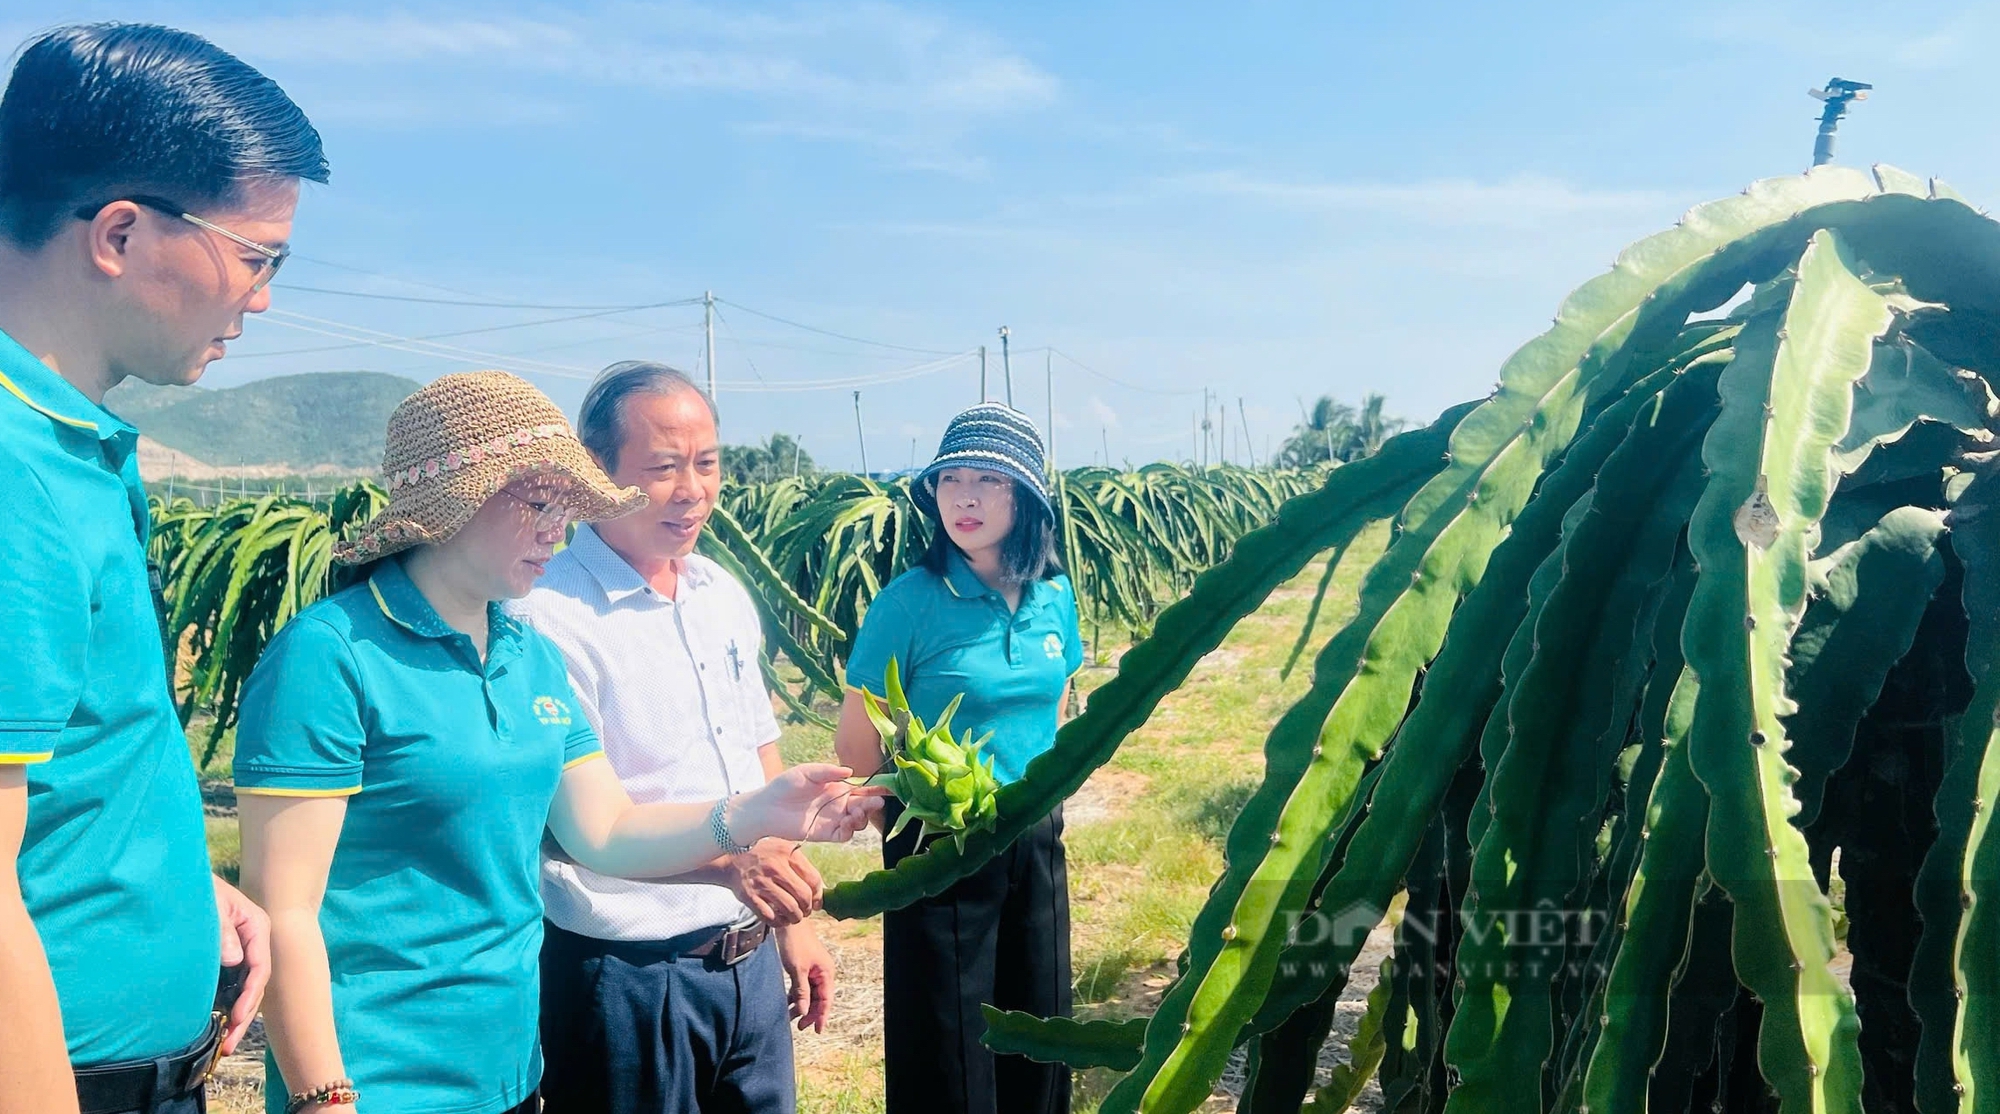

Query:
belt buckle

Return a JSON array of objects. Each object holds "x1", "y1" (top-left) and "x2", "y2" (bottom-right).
[
  {"x1": 199, "y1": 1011, "x2": 229, "y2": 1086},
  {"x1": 721, "y1": 921, "x2": 762, "y2": 967}
]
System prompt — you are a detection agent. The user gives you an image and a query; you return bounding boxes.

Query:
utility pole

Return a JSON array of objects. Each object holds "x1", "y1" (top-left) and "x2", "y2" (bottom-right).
[
  {"x1": 792, "y1": 434, "x2": 803, "y2": 478},
  {"x1": 1102, "y1": 427, "x2": 1111, "y2": 471},
  {"x1": 703, "y1": 290, "x2": 717, "y2": 400},
  {"x1": 1239, "y1": 397, "x2": 1255, "y2": 468},
  {"x1": 852, "y1": 391, "x2": 869, "y2": 474},
  {"x1": 979, "y1": 345, "x2": 988, "y2": 402},
  {"x1": 1808, "y1": 78, "x2": 1872, "y2": 167},
  {"x1": 1200, "y1": 390, "x2": 1213, "y2": 468},
  {"x1": 999, "y1": 326, "x2": 1013, "y2": 406},
  {"x1": 1045, "y1": 350, "x2": 1057, "y2": 476}
]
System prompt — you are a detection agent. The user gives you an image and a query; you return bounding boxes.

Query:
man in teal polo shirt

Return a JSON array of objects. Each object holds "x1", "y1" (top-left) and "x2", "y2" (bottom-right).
[{"x1": 0, "y1": 24, "x2": 327, "y2": 1114}]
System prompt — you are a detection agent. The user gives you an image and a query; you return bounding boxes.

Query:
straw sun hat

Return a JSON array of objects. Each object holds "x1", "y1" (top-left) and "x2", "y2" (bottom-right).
[{"x1": 334, "y1": 371, "x2": 646, "y2": 565}]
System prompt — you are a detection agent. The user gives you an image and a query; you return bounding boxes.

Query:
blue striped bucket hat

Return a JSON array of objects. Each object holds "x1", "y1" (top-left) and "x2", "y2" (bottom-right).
[{"x1": 911, "y1": 403, "x2": 1052, "y2": 520}]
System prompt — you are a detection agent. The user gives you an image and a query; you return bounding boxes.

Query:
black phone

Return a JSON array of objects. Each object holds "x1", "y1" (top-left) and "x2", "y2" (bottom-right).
[{"x1": 215, "y1": 962, "x2": 248, "y2": 1013}]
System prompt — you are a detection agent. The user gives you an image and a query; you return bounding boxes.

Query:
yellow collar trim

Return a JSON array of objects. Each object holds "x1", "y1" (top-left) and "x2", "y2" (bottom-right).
[
  {"x1": 0, "y1": 366, "x2": 99, "y2": 433},
  {"x1": 368, "y1": 580, "x2": 416, "y2": 633}
]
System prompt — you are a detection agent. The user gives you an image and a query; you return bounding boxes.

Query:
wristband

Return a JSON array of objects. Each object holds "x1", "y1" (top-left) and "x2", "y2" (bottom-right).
[
  {"x1": 711, "y1": 796, "x2": 753, "y2": 855},
  {"x1": 286, "y1": 1080, "x2": 358, "y2": 1113}
]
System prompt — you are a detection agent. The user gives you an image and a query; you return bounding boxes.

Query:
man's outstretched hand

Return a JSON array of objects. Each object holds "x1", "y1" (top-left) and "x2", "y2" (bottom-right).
[{"x1": 726, "y1": 841, "x2": 824, "y2": 926}]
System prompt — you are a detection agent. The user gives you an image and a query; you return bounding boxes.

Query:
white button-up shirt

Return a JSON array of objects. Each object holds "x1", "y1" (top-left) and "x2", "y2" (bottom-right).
[{"x1": 508, "y1": 524, "x2": 779, "y2": 942}]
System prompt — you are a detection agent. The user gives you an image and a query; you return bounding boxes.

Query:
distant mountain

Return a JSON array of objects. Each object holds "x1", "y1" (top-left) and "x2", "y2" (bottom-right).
[{"x1": 106, "y1": 372, "x2": 420, "y2": 472}]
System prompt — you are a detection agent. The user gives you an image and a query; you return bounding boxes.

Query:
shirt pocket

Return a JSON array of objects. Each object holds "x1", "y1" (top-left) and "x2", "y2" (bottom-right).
[{"x1": 730, "y1": 660, "x2": 778, "y2": 746}]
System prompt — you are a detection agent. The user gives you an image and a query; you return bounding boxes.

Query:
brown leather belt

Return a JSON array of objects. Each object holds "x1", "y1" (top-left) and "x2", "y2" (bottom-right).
[{"x1": 678, "y1": 916, "x2": 768, "y2": 967}]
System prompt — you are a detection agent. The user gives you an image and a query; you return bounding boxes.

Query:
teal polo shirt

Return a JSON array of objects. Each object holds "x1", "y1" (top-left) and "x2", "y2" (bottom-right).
[
  {"x1": 0, "y1": 330, "x2": 220, "y2": 1062},
  {"x1": 234, "y1": 558, "x2": 604, "y2": 1114},
  {"x1": 845, "y1": 552, "x2": 1084, "y2": 784}
]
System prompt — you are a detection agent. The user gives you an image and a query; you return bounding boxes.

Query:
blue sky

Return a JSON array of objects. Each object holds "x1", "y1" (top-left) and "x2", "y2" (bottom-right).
[{"x1": 7, "y1": 1, "x2": 1998, "y2": 470}]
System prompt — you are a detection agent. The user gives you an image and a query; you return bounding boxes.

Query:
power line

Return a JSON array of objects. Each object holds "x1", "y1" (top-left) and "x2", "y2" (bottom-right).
[
  {"x1": 715, "y1": 298, "x2": 960, "y2": 356},
  {"x1": 273, "y1": 283, "x2": 703, "y2": 311},
  {"x1": 493, "y1": 321, "x2": 709, "y2": 357},
  {"x1": 720, "y1": 351, "x2": 977, "y2": 393},
  {"x1": 286, "y1": 252, "x2": 694, "y2": 309},
  {"x1": 259, "y1": 306, "x2": 977, "y2": 393},
  {"x1": 720, "y1": 336, "x2": 947, "y2": 360},
  {"x1": 264, "y1": 260, "x2": 1002, "y2": 393},
  {"x1": 709, "y1": 305, "x2": 766, "y2": 383},
  {"x1": 230, "y1": 301, "x2": 705, "y2": 359},
  {"x1": 260, "y1": 310, "x2": 599, "y2": 379},
  {"x1": 1045, "y1": 347, "x2": 1203, "y2": 397}
]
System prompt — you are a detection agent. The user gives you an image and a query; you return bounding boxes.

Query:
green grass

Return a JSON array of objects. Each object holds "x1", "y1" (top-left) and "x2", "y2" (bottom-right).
[
  {"x1": 207, "y1": 817, "x2": 241, "y2": 885},
  {"x1": 189, "y1": 717, "x2": 243, "y2": 886}
]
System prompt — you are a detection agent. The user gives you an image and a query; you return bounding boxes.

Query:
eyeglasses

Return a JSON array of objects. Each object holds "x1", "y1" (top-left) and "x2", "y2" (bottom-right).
[
  {"x1": 499, "y1": 489, "x2": 573, "y2": 532},
  {"x1": 73, "y1": 195, "x2": 289, "y2": 293}
]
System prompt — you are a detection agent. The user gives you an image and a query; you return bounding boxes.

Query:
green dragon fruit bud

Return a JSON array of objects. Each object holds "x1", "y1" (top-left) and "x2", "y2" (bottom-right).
[{"x1": 859, "y1": 655, "x2": 1006, "y2": 851}]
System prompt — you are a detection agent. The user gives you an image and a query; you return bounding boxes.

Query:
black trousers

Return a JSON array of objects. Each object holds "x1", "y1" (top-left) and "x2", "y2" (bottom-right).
[
  {"x1": 93, "y1": 1096, "x2": 200, "y2": 1114},
  {"x1": 96, "y1": 1099, "x2": 198, "y2": 1114},
  {"x1": 539, "y1": 923, "x2": 796, "y2": 1114},
  {"x1": 882, "y1": 804, "x2": 1071, "y2": 1114}
]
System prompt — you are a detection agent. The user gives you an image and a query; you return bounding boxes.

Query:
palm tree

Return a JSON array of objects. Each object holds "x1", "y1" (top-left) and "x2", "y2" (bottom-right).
[
  {"x1": 1280, "y1": 393, "x2": 1404, "y2": 466},
  {"x1": 1280, "y1": 396, "x2": 1352, "y2": 467},
  {"x1": 1348, "y1": 392, "x2": 1404, "y2": 460}
]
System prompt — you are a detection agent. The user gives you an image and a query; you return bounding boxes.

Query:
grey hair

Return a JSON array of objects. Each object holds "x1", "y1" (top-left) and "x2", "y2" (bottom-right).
[{"x1": 576, "y1": 360, "x2": 717, "y2": 474}]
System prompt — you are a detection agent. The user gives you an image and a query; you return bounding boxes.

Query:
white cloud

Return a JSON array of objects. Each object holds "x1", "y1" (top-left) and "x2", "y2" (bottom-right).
[
  {"x1": 1087, "y1": 395, "x2": 1119, "y2": 430},
  {"x1": 1683, "y1": 3, "x2": 1995, "y2": 74},
  {"x1": 1162, "y1": 170, "x2": 1683, "y2": 229},
  {"x1": 1892, "y1": 29, "x2": 1970, "y2": 69},
  {"x1": 210, "y1": 13, "x2": 575, "y2": 64},
  {"x1": 202, "y1": 2, "x2": 1056, "y2": 169}
]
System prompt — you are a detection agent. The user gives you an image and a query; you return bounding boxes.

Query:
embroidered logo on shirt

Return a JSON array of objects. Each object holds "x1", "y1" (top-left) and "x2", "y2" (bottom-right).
[
  {"x1": 1044, "y1": 633, "x2": 1065, "y2": 660},
  {"x1": 532, "y1": 695, "x2": 573, "y2": 726}
]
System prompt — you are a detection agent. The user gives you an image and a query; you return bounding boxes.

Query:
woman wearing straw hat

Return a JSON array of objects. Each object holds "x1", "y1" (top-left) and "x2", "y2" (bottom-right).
[
  {"x1": 835, "y1": 403, "x2": 1084, "y2": 1114},
  {"x1": 233, "y1": 371, "x2": 885, "y2": 1114}
]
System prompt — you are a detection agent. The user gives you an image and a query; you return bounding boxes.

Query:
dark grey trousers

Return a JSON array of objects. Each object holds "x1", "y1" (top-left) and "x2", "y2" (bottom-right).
[{"x1": 538, "y1": 924, "x2": 795, "y2": 1114}]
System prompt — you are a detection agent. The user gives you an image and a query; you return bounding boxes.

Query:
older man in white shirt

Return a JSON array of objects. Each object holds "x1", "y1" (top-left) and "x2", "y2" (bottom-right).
[{"x1": 513, "y1": 361, "x2": 835, "y2": 1114}]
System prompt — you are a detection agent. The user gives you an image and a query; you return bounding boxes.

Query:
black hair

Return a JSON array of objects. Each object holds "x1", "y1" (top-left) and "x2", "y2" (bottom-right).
[
  {"x1": 576, "y1": 360, "x2": 718, "y2": 474},
  {"x1": 919, "y1": 477, "x2": 1063, "y2": 586},
  {"x1": 0, "y1": 23, "x2": 328, "y2": 248}
]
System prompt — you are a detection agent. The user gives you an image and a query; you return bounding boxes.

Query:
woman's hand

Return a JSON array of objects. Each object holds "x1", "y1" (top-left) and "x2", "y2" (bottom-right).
[{"x1": 731, "y1": 764, "x2": 888, "y2": 845}]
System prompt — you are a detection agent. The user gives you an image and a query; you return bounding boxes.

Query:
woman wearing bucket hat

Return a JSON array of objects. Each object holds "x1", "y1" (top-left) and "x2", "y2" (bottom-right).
[
  {"x1": 835, "y1": 402, "x2": 1085, "y2": 1114},
  {"x1": 232, "y1": 371, "x2": 885, "y2": 1114}
]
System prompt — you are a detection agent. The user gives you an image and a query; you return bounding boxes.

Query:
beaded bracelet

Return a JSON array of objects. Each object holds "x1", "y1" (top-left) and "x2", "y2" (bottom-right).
[{"x1": 285, "y1": 1079, "x2": 358, "y2": 1113}]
